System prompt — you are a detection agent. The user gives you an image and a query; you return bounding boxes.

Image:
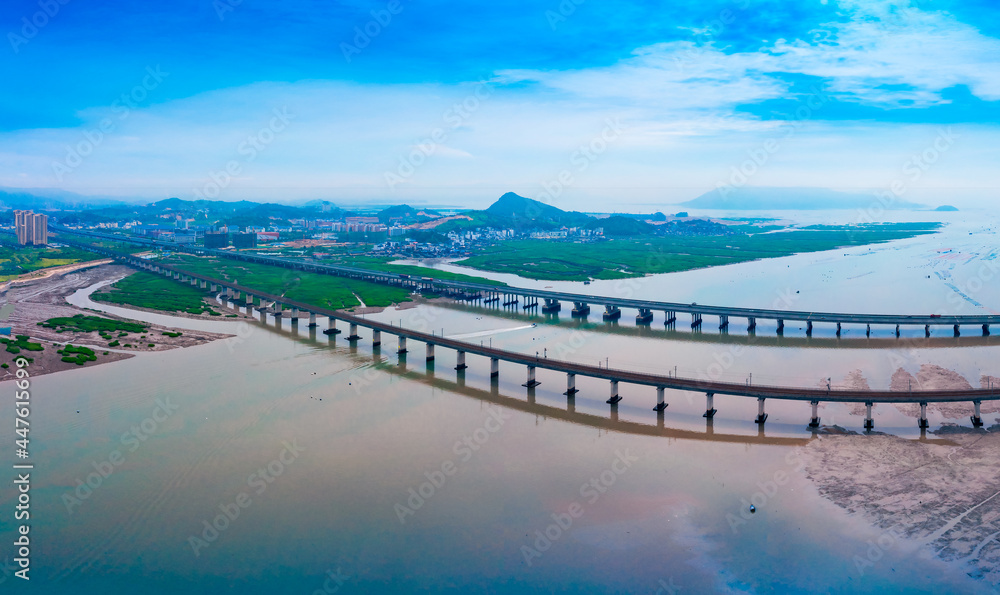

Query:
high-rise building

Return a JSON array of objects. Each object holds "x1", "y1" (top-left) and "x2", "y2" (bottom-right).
[
  {"x1": 14, "y1": 210, "x2": 47, "y2": 246},
  {"x1": 231, "y1": 232, "x2": 257, "y2": 249},
  {"x1": 204, "y1": 231, "x2": 229, "y2": 249}
]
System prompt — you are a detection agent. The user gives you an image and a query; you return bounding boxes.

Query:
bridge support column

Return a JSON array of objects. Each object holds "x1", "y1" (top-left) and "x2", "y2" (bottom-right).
[
  {"x1": 564, "y1": 373, "x2": 578, "y2": 396},
  {"x1": 347, "y1": 323, "x2": 360, "y2": 341},
  {"x1": 755, "y1": 398, "x2": 768, "y2": 424},
  {"x1": 836, "y1": 322, "x2": 842, "y2": 337},
  {"x1": 200, "y1": 280, "x2": 207, "y2": 289},
  {"x1": 747, "y1": 317, "x2": 756, "y2": 333},
  {"x1": 571, "y1": 302, "x2": 590, "y2": 317},
  {"x1": 719, "y1": 315, "x2": 729, "y2": 331},
  {"x1": 273, "y1": 303, "x2": 282, "y2": 317},
  {"x1": 654, "y1": 387, "x2": 668, "y2": 411},
  {"x1": 372, "y1": 330, "x2": 381, "y2": 347},
  {"x1": 426, "y1": 343, "x2": 435, "y2": 362},
  {"x1": 777, "y1": 319, "x2": 784, "y2": 335},
  {"x1": 809, "y1": 401, "x2": 820, "y2": 428},
  {"x1": 866, "y1": 324, "x2": 871, "y2": 338},
  {"x1": 490, "y1": 358, "x2": 500, "y2": 378},
  {"x1": 455, "y1": 351, "x2": 467, "y2": 370},
  {"x1": 636, "y1": 308, "x2": 653, "y2": 325},
  {"x1": 325, "y1": 317, "x2": 341, "y2": 335},
  {"x1": 691, "y1": 313, "x2": 702, "y2": 330},
  {"x1": 864, "y1": 402, "x2": 874, "y2": 430},
  {"x1": 291, "y1": 307, "x2": 299, "y2": 320},
  {"x1": 603, "y1": 305, "x2": 622, "y2": 321},
  {"x1": 665, "y1": 311, "x2": 677, "y2": 326},
  {"x1": 704, "y1": 393, "x2": 716, "y2": 418},
  {"x1": 523, "y1": 365, "x2": 540, "y2": 388},
  {"x1": 806, "y1": 321, "x2": 813, "y2": 336},
  {"x1": 973, "y1": 401, "x2": 984, "y2": 428},
  {"x1": 985, "y1": 324, "x2": 991, "y2": 336},
  {"x1": 925, "y1": 324, "x2": 931, "y2": 338},
  {"x1": 542, "y1": 298, "x2": 561, "y2": 313},
  {"x1": 955, "y1": 324, "x2": 961, "y2": 337},
  {"x1": 918, "y1": 402, "x2": 929, "y2": 429},
  {"x1": 308, "y1": 312, "x2": 317, "y2": 328},
  {"x1": 211, "y1": 283, "x2": 218, "y2": 292},
  {"x1": 397, "y1": 336, "x2": 407, "y2": 354},
  {"x1": 190, "y1": 277, "x2": 198, "y2": 287},
  {"x1": 607, "y1": 380, "x2": 621, "y2": 404},
  {"x1": 895, "y1": 324, "x2": 901, "y2": 338}
]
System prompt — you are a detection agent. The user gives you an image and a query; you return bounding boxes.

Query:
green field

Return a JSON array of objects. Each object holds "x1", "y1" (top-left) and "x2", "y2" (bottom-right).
[
  {"x1": 91, "y1": 273, "x2": 222, "y2": 315},
  {"x1": 0, "y1": 240, "x2": 97, "y2": 280},
  {"x1": 456, "y1": 224, "x2": 941, "y2": 281},
  {"x1": 160, "y1": 255, "x2": 412, "y2": 309},
  {"x1": 330, "y1": 256, "x2": 505, "y2": 286},
  {"x1": 40, "y1": 314, "x2": 149, "y2": 334}
]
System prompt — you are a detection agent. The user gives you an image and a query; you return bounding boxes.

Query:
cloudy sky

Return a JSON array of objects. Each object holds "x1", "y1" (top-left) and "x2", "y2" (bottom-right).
[{"x1": 1, "y1": 0, "x2": 998, "y2": 209}]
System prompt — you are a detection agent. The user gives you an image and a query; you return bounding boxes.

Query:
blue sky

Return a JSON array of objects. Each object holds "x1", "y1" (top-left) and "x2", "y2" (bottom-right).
[{"x1": 1, "y1": 0, "x2": 998, "y2": 209}]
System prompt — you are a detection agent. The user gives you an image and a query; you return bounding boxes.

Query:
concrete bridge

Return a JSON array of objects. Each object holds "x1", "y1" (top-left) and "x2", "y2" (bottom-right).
[
  {"x1": 53, "y1": 227, "x2": 1000, "y2": 339},
  {"x1": 96, "y1": 249, "x2": 1000, "y2": 432}
]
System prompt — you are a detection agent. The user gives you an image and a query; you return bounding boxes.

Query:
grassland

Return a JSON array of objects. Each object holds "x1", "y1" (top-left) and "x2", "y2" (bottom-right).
[
  {"x1": 160, "y1": 254, "x2": 412, "y2": 309},
  {"x1": 91, "y1": 273, "x2": 222, "y2": 315},
  {"x1": 40, "y1": 315, "x2": 149, "y2": 334},
  {"x1": 456, "y1": 224, "x2": 941, "y2": 281},
  {"x1": 330, "y1": 256, "x2": 505, "y2": 286},
  {"x1": 0, "y1": 240, "x2": 98, "y2": 280}
]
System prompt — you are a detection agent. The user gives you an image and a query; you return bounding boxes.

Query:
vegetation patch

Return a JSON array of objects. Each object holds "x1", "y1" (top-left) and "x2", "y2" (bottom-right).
[
  {"x1": 58, "y1": 344, "x2": 97, "y2": 365},
  {"x1": 91, "y1": 271, "x2": 221, "y2": 315},
  {"x1": 1, "y1": 335, "x2": 45, "y2": 354},
  {"x1": 40, "y1": 314, "x2": 147, "y2": 334}
]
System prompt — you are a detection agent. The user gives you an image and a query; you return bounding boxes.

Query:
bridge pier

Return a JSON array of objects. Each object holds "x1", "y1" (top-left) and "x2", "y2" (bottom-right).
[
  {"x1": 571, "y1": 302, "x2": 590, "y2": 317},
  {"x1": 985, "y1": 324, "x2": 991, "y2": 336},
  {"x1": 895, "y1": 324, "x2": 901, "y2": 338},
  {"x1": 455, "y1": 351, "x2": 467, "y2": 370},
  {"x1": 308, "y1": 312, "x2": 317, "y2": 328},
  {"x1": 603, "y1": 305, "x2": 622, "y2": 321},
  {"x1": 523, "y1": 365, "x2": 540, "y2": 388},
  {"x1": 866, "y1": 324, "x2": 871, "y2": 338},
  {"x1": 290, "y1": 307, "x2": 300, "y2": 321},
  {"x1": 836, "y1": 322, "x2": 842, "y2": 337},
  {"x1": 864, "y1": 402, "x2": 874, "y2": 430},
  {"x1": 665, "y1": 311, "x2": 677, "y2": 326},
  {"x1": 564, "y1": 373, "x2": 578, "y2": 396},
  {"x1": 397, "y1": 336, "x2": 407, "y2": 354},
  {"x1": 636, "y1": 308, "x2": 653, "y2": 325},
  {"x1": 918, "y1": 402, "x2": 929, "y2": 429},
  {"x1": 806, "y1": 321, "x2": 813, "y2": 336},
  {"x1": 777, "y1": 319, "x2": 784, "y2": 335},
  {"x1": 426, "y1": 343, "x2": 435, "y2": 362},
  {"x1": 747, "y1": 317, "x2": 756, "y2": 333},
  {"x1": 719, "y1": 315, "x2": 729, "y2": 331},
  {"x1": 273, "y1": 303, "x2": 283, "y2": 317},
  {"x1": 809, "y1": 400, "x2": 820, "y2": 428},
  {"x1": 607, "y1": 380, "x2": 622, "y2": 404},
  {"x1": 372, "y1": 330, "x2": 381, "y2": 347},
  {"x1": 490, "y1": 358, "x2": 499, "y2": 377},
  {"x1": 925, "y1": 324, "x2": 931, "y2": 338},
  {"x1": 755, "y1": 398, "x2": 768, "y2": 424},
  {"x1": 542, "y1": 298, "x2": 561, "y2": 313},
  {"x1": 704, "y1": 392, "x2": 716, "y2": 418},
  {"x1": 691, "y1": 313, "x2": 703, "y2": 330},
  {"x1": 654, "y1": 387, "x2": 668, "y2": 411},
  {"x1": 211, "y1": 283, "x2": 218, "y2": 292},
  {"x1": 523, "y1": 298, "x2": 538, "y2": 310},
  {"x1": 347, "y1": 323, "x2": 360, "y2": 341},
  {"x1": 325, "y1": 317, "x2": 341, "y2": 335},
  {"x1": 955, "y1": 324, "x2": 961, "y2": 337},
  {"x1": 973, "y1": 401, "x2": 984, "y2": 428},
  {"x1": 190, "y1": 277, "x2": 198, "y2": 287}
]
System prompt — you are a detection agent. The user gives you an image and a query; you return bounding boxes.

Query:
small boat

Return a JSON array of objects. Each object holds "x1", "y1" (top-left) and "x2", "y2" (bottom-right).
[{"x1": 583, "y1": 281, "x2": 591, "y2": 285}]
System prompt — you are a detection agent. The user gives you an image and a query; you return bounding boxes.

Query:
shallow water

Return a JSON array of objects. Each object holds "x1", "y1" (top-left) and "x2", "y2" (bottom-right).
[{"x1": 2, "y1": 211, "x2": 998, "y2": 593}]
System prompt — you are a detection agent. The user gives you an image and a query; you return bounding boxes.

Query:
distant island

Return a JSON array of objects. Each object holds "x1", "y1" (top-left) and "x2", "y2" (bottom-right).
[
  {"x1": 934, "y1": 205, "x2": 959, "y2": 212},
  {"x1": 682, "y1": 187, "x2": 924, "y2": 210}
]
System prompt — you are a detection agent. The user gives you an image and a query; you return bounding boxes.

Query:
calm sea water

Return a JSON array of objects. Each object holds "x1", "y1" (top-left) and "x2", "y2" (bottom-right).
[{"x1": 1, "y1": 210, "x2": 997, "y2": 594}]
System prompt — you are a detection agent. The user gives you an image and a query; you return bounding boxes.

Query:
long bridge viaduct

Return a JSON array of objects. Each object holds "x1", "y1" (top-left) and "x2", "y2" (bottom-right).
[{"x1": 71, "y1": 242, "x2": 1000, "y2": 432}]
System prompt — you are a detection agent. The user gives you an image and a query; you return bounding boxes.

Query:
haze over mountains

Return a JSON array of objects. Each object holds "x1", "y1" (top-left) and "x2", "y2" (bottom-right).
[{"x1": 683, "y1": 187, "x2": 923, "y2": 210}]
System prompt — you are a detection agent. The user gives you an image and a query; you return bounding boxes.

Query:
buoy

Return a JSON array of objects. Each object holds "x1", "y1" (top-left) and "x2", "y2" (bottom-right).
[{"x1": 750, "y1": 505, "x2": 756, "y2": 513}]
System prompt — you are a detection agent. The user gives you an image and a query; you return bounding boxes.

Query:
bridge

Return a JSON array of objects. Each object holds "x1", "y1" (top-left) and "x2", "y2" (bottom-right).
[
  {"x1": 77, "y1": 244, "x2": 1000, "y2": 431},
  {"x1": 52, "y1": 226, "x2": 1000, "y2": 339}
]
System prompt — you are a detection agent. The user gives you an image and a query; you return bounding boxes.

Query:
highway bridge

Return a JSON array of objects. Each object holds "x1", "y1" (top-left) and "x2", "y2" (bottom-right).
[
  {"x1": 52, "y1": 226, "x2": 1000, "y2": 339},
  {"x1": 73, "y1": 244, "x2": 1000, "y2": 431}
]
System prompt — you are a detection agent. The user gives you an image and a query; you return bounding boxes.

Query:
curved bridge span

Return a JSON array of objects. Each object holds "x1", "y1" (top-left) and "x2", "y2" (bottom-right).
[
  {"x1": 92, "y1": 247, "x2": 1000, "y2": 431},
  {"x1": 54, "y1": 227, "x2": 1000, "y2": 338}
]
